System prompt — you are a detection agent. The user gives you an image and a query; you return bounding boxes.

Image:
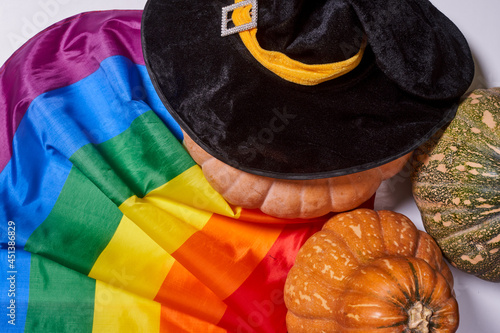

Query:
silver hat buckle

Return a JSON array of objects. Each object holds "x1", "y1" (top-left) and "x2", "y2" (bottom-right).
[{"x1": 221, "y1": 0, "x2": 258, "y2": 37}]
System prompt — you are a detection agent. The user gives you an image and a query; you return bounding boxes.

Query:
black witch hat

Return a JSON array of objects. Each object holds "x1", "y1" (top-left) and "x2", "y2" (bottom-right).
[{"x1": 142, "y1": 0, "x2": 474, "y2": 179}]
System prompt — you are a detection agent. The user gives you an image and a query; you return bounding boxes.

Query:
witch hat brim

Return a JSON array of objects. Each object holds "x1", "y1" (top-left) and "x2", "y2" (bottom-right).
[{"x1": 141, "y1": 0, "x2": 474, "y2": 180}]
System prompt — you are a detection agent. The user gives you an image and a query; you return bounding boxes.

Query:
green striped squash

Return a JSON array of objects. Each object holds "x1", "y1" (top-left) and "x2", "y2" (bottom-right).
[{"x1": 412, "y1": 88, "x2": 500, "y2": 282}]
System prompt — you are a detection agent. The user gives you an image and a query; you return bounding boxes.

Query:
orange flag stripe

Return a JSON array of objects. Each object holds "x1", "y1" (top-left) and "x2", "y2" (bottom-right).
[
  {"x1": 160, "y1": 304, "x2": 227, "y2": 333},
  {"x1": 155, "y1": 260, "x2": 227, "y2": 327},
  {"x1": 172, "y1": 213, "x2": 285, "y2": 300}
]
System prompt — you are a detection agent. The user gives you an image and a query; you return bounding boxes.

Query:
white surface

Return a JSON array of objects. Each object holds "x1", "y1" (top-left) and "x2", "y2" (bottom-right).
[
  {"x1": 1, "y1": 1, "x2": 499, "y2": 332},
  {"x1": 0, "y1": 0, "x2": 148, "y2": 67}
]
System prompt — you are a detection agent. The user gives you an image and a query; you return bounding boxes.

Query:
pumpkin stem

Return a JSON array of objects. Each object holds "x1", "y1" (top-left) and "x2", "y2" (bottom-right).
[{"x1": 408, "y1": 301, "x2": 433, "y2": 333}]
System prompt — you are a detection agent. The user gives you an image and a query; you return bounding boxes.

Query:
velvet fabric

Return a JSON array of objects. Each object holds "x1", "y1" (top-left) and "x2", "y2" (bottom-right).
[{"x1": 142, "y1": 0, "x2": 474, "y2": 179}]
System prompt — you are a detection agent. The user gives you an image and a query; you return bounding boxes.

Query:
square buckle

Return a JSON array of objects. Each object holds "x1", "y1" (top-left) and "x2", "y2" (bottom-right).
[{"x1": 221, "y1": 0, "x2": 258, "y2": 37}]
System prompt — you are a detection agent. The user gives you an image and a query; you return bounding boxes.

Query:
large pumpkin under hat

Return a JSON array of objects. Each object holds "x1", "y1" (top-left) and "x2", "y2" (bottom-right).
[{"x1": 141, "y1": 0, "x2": 474, "y2": 180}]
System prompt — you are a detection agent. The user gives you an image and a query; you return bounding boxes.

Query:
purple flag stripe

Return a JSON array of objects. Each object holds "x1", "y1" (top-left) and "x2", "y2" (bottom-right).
[{"x1": 0, "y1": 10, "x2": 145, "y2": 172}]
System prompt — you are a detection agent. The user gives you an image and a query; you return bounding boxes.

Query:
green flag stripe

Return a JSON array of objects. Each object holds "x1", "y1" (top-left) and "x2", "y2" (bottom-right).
[
  {"x1": 25, "y1": 166, "x2": 123, "y2": 275},
  {"x1": 25, "y1": 254, "x2": 96, "y2": 333},
  {"x1": 69, "y1": 110, "x2": 196, "y2": 206}
]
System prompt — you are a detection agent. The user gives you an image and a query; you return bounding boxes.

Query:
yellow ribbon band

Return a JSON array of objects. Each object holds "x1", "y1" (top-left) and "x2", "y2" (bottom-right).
[{"x1": 232, "y1": 1, "x2": 366, "y2": 86}]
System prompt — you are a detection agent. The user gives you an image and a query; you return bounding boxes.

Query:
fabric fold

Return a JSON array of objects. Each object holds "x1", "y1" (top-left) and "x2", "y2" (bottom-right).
[{"x1": 0, "y1": 10, "x2": 372, "y2": 333}]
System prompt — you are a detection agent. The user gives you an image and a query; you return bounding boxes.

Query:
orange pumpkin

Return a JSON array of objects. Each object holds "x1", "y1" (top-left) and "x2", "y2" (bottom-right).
[
  {"x1": 184, "y1": 133, "x2": 412, "y2": 218},
  {"x1": 284, "y1": 209, "x2": 458, "y2": 332}
]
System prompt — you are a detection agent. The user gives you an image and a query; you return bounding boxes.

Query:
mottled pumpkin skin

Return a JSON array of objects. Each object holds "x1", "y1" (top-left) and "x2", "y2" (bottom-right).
[
  {"x1": 183, "y1": 131, "x2": 411, "y2": 219},
  {"x1": 412, "y1": 88, "x2": 500, "y2": 282},
  {"x1": 284, "y1": 209, "x2": 458, "y2": 333}
]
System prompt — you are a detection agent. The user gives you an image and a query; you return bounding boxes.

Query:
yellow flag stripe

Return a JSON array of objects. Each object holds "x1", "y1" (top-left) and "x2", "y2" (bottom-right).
[
  {"x1": 92, "y1": 280, "x2": 161, "y2": 333},
  {"x1": 88, "y1": 215, "x2": 175, "y2": 300}
]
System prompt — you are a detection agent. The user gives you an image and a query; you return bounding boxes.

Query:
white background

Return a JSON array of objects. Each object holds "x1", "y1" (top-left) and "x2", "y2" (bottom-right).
[{"x1": 1, "y1": 1, "x2": 499, "y2": 332}]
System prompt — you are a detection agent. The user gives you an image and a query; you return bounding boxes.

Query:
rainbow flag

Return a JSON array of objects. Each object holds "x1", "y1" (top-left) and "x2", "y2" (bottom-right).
[{"x1": 0, "y1": 11, "x2": 373, "y2": 332}]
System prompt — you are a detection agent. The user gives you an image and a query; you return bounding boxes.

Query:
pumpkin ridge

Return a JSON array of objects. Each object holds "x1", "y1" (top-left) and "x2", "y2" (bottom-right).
[
  {"x1": 297, "y1": 229, "x2": 359, "y2": 289},
  {"x1": 375, "y1": 210, "x2": 388, "y2": 255},
  {"x1": 326, "y1": 177, "x2": 338, "y2": 209},
  {"x1": 253, "y1": 180, "x2": 272, "y2": 207},
  {"x1": 413, "y1": 183, "x2": 499, "y2": 235},
  {"x1": 436, "y1": 221, "x2": 500, "y2": 277},
  {"x1": 428, "y1": 300, "x2": 460, "y2": 332},
  {"x1": 380, "y1": 258, "x2": 419, "y2": 307},
  {"x1": 321, "y1": 228, "x2": 361, "y2": 267},
  {"x1": 347, "y1": 173, "x2": 362, "y2": 204},
  {"x1": 219, "y1": 167, "x2": 245, "y2": 197},
  {"x1": 326, "y1": 177, "x2": 346, "y2": 211},
  {"x1": 427, "y1": 280, "x2": 457, "y2": 311},
  {"x1": 413, "y1": 231, "x2": 429, "y2": 266},
  {"x1": 414, "y1": 186, "x2": 499, "y2": 205},
  {"x1": 316, "y1": 229, "x2": 362, "y2": 298},
  {"x1": 405, "y1": 258, "x2": 458, "y2": 331},
  {"x1": 437, "y1": 215, "x2": 499, "y2": 244},
  {"x1": 412, "y1": 257, "x2": 453, "y2": 308},
  {"x1": 325, "y1": 209, "x2": 386, "y2": 263},
  {"x1": 298, "y1": 183, "x2": 306, "y2": 216},
  {"x1": 418, "y1": 211, "x2": 483, "y2": 240},
  {"x1": 198, "y1": 153, "x2": 213, "y2": 168},
  {"x1": 341, "y1": 287, "x2": 406, "y2": 310},
  {"x1": 261, "y1": 180, "x2": 279, "y2": 212},
  {"x1": 342, "y1": 258, "x2": 412, "y2": 308},
  {"x1": 407, "y1": 259, "x2": 421, "y2": 302}
]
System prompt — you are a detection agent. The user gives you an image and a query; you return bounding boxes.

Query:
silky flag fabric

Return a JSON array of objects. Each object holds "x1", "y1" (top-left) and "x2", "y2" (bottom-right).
[{"x1": 0, "y1": 10, "x2": 373, "y2": 333}]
